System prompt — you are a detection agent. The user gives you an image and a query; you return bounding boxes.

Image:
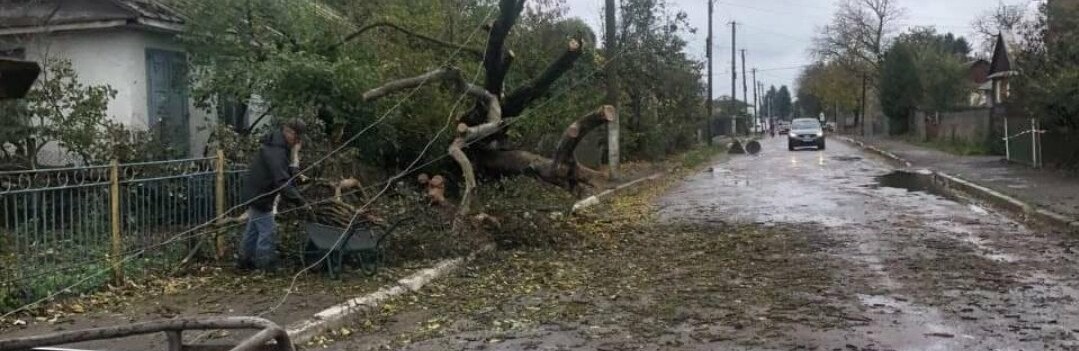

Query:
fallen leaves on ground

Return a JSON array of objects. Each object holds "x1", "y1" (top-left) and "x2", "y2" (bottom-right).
[{"x1": 333, "y1": 147, "x2": 868, "y2": 349}]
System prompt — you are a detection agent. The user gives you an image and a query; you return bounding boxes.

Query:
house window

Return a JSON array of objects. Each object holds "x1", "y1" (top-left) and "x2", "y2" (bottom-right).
[
  {"x1": 995, "y1": 80, "x2": 1008, "y2": 104},
  {"x1": 217, "y1": 96, "x2": 248, "y2": 131}
]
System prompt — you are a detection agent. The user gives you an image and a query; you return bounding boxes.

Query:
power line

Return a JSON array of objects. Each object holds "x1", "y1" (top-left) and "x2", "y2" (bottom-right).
[{"x1": 757, "y1": 64, "x2": 810, "y2": 72}]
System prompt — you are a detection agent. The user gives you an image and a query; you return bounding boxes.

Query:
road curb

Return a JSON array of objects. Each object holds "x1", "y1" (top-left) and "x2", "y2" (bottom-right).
[
  {"x1": 837, "y1": 136, "x2": 912, "y2": 168},
  {"x1": 837, "y1": 136, "x2": 1078, "y2": 231},
  {"x1": 572, "y1": 172, "x2": 666, "y2": 214},
  {"x1": 285, "y1": 244, "x2": 494, "y2": 345}
]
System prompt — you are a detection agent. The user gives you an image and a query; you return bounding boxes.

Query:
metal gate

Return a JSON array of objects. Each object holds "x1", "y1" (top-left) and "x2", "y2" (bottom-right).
[{"x1": 1004, "y1": 118, "x2": 1043, "y2": 168}]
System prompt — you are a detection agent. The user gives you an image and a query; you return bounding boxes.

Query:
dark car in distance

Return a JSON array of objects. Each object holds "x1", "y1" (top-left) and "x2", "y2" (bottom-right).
[{"x1": 788, "y1": 118, "x2": 825, "y2": 151}]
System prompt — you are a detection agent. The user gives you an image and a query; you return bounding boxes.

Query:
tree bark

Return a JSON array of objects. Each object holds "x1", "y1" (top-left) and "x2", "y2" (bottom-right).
[
  {"x1": 482, "y1": 0, "x2": 525, "y2": 96},
  {"x1": 545, "y1": 106, "x2": 616, "y2": 189},
  {"x1": 484, "y1": 149, "x2": 607, "y2": 188},
  {"x1": 501, "y1": 38, "x2": 584, "y2": 118},
  {"x1": 362, "y1": 68, "x2": 458, "y2": 101},
  {"x1": 447, "y1": 137, "x2": 474, "y2": 227}
]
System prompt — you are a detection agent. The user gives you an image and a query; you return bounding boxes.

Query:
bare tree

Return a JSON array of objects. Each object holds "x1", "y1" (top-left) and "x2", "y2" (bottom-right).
[
  {"x1": 813, "y1": 0, "x2": 904, "y2": 74},
  {"x1": 972, "y1": 1, "x2": 1026, "y2": 55}
]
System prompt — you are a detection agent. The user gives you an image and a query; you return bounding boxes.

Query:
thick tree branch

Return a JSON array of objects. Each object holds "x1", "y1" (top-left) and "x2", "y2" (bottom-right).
[
  {"x1": 482, "y1": 0, "x2": 525, "y2": 95},
  {"x1": 502, "y1": 38, "x2": 584, "y2": 117},
  {"x1": 484, "y1": 150, "x2": 607, "y2": 188},
  {"x1": 546, "y1": 105, "x2": 615, "y2": 183},
  {"x1": 332, "y1": 22, "x2": 485, "y2": 58},
  {"x1": 447, "y1": 137, "x2": 475, "y2": 224},
  {"x1": 471, "y1": 104, "x2": 614, "y2": 190},
  {"x1": 361, "y1": 67, "x2": 492, "y2": 104}
]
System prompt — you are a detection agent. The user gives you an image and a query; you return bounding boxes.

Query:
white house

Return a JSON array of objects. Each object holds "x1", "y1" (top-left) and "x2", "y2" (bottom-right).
[{"x1": 0, "y1": 0, "x2": 245, "y2": 164}]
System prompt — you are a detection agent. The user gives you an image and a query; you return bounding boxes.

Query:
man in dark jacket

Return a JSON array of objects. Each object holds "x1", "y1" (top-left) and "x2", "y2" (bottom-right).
[{"x1": 239, "y1": 119, "x2": 309, "y2": 271}]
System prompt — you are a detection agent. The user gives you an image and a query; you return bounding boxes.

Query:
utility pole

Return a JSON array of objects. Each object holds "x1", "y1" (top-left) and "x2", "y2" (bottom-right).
[
  {"x1": 752, "y1": 68, "x2": 758, "y2": 129},
  {"x1": 730, "y1": 21, "x2": 737, "y2": 136},
  {"x1": 767, "y1": 85, "x2": 773, "y2": 122},
  {"x1": 861, "y1": 73, "x2": 867, "y2": 136},
  {"x1": 706, "y1": 0, "x2": 714, "y2": 145},
  {"x1": 604, "y1": 0, "x2": 619, "y2": 179},
  {"x1": 740, "y1": 49, "x2": 747, "y2": 135}
]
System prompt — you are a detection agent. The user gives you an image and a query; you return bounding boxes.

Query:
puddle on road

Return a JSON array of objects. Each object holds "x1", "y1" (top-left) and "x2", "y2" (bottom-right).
[
  {"x1": 830, "y1": 155, "x2": 863, "y2": 162},
  {"x1": 873, "y1": 170, "x2": 937, "y2": 193}
]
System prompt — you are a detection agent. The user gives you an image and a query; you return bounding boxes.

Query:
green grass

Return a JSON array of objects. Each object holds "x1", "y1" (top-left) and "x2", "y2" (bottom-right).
[
  {"x1": 679, "y1": 144, "x2": 727, "y2": 169},
  {"x1": 903, "y1": 135, "x2": 991, "y2": 156}
]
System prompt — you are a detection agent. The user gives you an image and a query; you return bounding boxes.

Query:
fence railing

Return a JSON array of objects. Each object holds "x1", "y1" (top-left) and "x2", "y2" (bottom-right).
[
  {"x1": 1, "y1": 151, "x2": 245, "y2": 306},
  {"x1": 1003, "y1": 117, "x2": 1043, "y2": 168}
]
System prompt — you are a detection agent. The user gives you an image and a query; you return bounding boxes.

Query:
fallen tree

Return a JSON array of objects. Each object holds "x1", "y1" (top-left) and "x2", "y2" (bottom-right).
[{"x1": 347, "y1": 0, "x2": 612, "y2": 220}]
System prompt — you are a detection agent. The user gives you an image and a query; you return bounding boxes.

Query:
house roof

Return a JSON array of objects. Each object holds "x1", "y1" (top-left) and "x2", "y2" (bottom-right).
[
  {"x1": 988, "y1": 31, "x2": 1019, "y2": 77},
  {"x1": 111, "y1": 0, "x2": 184, "y2": 24},
  {"x1": 0, "y1": 0, "x2": 184, "y2": 36}
]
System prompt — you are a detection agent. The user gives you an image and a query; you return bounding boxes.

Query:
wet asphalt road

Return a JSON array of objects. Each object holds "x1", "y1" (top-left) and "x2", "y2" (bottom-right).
[{"x1": 657, "y1": 136, "x2": 1079, "y2": 350}]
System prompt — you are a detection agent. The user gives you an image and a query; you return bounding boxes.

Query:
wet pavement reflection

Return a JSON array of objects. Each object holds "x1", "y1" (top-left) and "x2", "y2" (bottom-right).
[{"x1": 657, "y1": 136, "x2": 1079, "y2": 350}]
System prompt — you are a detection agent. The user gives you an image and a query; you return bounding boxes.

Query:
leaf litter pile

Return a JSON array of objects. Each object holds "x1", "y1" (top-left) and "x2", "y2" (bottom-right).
[{"x1": 329, "y1": 160, "x2": 871, "y2": 350}]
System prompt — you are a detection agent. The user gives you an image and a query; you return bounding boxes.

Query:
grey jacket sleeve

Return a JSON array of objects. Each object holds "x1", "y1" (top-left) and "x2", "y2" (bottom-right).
[{"x1": 264, "y1": 147, "x2": 306, "y2": 204}]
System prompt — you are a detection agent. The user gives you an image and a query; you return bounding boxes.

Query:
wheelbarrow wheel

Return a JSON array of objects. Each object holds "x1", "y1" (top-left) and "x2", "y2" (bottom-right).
[
  {"x1": 300, "y1": 240, "x2": 323, "y2": 270},
  {"x1": 357, "y1": 248, "x2": 385, "y2": 276}
]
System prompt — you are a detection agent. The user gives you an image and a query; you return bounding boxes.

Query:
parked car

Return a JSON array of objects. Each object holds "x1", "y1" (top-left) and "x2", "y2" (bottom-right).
[{"x1": 788, "y1": 118, "x2": 825, "y2": 151}]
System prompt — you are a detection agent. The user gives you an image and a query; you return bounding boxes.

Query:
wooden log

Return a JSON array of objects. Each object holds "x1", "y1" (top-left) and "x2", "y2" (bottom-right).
[{"x1": 546, "y1": 105, "x2": 616, "y2": 188}]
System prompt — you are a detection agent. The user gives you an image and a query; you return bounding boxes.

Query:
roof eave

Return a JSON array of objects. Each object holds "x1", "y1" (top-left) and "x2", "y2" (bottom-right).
[
  {"x1": 987, "y1": 71, "x2": 1018, "y2": 79},
  {"x1": 0, "y1": 19, "x2": 129, "y2": 36},
  {"x1": 0, "y1": 18, "x2": 182, "y2": 37},
  {"x1": 135, "y1": 17, "x2": 183, "y2": 33}
]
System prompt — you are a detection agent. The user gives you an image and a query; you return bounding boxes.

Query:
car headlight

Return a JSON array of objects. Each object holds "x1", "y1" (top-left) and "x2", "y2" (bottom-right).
[
  {"x1": 816, "y1": 131, "x2": 824, "y2": 137},
  {"x1": 789, "y1": 132, "x2": 797, "y2": 138}
]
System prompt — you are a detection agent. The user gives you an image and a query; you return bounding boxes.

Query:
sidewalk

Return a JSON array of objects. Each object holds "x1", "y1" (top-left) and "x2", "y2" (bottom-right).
[{"x1": 850, "y1": 136, "x2": 1079, "y2": 222}]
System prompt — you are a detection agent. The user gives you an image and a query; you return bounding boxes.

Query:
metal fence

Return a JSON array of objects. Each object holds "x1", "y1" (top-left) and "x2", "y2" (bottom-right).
[
  {"x1": 1004, "y1": 117, "x2": 1043, "y2": 168},
  {"x1": 1, "y1": 152, "x2": 245, "y2": 305}
]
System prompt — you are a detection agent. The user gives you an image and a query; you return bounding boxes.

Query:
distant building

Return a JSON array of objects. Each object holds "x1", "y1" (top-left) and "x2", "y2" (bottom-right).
[{"x1": 987, "y1": 32, "x2": 1018, "y2": 109}]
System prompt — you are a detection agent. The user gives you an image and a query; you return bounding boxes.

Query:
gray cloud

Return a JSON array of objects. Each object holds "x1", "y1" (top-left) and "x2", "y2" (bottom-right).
[{"x1": 565, "y1": 0, "x2": 1029, "y2": 100}]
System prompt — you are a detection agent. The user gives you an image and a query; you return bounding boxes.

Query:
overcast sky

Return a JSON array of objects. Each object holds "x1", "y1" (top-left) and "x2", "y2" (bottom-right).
[{"x1": 564, "y1": 0, "x2": 1039, "y2": 100}]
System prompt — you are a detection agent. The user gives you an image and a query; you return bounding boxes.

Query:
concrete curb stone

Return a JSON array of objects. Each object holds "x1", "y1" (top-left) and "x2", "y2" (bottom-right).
[{"x1": 837, "y1": 136, "x2": 1078, "y2": 231}]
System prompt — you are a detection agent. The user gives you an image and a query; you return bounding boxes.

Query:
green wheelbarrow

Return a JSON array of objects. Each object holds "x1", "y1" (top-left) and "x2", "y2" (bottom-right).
[{"x1": 299, "y1": 218, "x2": 406, "y2": 279}]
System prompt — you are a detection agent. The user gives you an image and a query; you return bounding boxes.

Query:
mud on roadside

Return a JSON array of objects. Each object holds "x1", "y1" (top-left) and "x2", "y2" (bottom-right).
[{"x1": 322, "y1": 159, "x2": 881, "y2": 350}]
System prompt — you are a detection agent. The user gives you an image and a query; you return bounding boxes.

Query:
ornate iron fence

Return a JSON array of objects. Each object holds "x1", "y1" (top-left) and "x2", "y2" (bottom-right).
[{"x1": 0, "y1": 153, "x2": 246, "y2": 308}]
